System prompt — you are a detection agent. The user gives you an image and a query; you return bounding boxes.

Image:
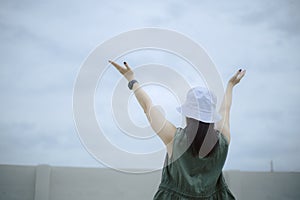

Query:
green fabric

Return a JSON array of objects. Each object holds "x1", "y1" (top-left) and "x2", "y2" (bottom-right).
[{"x1": 153, "y1": 127, "x2": 236, "y2": 200}]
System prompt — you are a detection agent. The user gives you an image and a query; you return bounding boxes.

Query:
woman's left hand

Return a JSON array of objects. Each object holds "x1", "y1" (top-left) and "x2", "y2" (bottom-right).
[
  {"x1": 109, "y1": 60, "x2": 135, "y2": 81},
  {"x1": 228, "y1": 69, "x2": 246, "y2": 87}
]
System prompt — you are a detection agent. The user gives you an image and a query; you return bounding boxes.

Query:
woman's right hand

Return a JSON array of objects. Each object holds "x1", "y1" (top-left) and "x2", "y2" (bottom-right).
[
  {"x1": 109, "y1": 60, "x2": 135, "y2": 81},
  {"x1": 228, "y1": 69, "x2": 246, "y2": 87}
]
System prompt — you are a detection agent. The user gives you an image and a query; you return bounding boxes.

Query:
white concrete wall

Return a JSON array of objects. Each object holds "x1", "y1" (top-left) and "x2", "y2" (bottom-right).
[
  {"x1": 0, "y1": 165, "x2": 36, "y2": 200},
  {"x1": 223, "y1": 171, "x2": 300, "y2": 199},
  {"x1": 0, "y1": 164, "x2": 299, "y2": 200}
]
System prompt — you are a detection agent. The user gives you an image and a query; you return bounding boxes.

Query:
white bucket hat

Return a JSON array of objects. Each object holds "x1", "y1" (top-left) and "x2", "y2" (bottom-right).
[{"x1": 176, "y1": 86, "x2": 222, "y2": 123}]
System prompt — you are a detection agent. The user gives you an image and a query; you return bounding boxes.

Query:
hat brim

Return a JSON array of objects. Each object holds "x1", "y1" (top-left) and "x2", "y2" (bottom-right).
[{"x1": 176, "y1": 105, "x2": 222, "y2": 123}]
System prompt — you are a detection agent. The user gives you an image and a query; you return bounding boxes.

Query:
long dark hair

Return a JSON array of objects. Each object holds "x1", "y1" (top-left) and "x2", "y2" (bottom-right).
[{"x1": 186, "y1": 117, "x2": 218, "y2": 157}]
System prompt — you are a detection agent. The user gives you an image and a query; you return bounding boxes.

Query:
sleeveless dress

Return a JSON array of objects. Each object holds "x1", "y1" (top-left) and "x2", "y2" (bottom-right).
[{"x1": 153, "y1": 127, "x2": 236, "y2": 200}]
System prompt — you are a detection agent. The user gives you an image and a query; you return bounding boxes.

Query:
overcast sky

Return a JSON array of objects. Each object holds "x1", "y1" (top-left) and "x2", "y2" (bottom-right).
[{"x1": 0, "y1": 0, "x2": 299, "y2": 172}]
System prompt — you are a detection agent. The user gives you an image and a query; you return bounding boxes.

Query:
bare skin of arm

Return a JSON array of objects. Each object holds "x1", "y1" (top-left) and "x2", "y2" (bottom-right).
[
  {"x1": 109, "y1": 61, "x2": 177, "y2": 158},
  {"x1": 215, "y1": 69, "x2": 246, "y2": 144}
]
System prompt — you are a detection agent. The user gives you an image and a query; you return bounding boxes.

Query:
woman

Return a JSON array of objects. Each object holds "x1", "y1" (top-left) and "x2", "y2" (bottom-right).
[{"x1": 109, "y1": 60, "x2": 246, "y2": 199}]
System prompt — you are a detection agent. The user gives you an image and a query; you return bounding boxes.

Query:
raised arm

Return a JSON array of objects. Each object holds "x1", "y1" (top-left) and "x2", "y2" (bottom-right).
[
  {"x1": 215, "y1": 69, "x2": 246, "y2": 144},
  {"x1": 109, "y1": 61, "x2": 176, "y2": 147}
]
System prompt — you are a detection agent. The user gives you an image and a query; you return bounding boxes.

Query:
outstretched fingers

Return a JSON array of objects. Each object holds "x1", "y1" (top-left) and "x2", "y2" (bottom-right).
[
  {"x1": 233, "y1": 69, "x2": 242, "y2": 78},
  {"x1": 123, "y1": 62, "x2": 131, "y2": 70},
  {"x1": 109, "y1": 60, "x2": 126, "y2": 73},
  {"x1": 109, "y1": 60, "x2": 120, "y2": 69},
  {"x1": 237, "y1": 70, "x2": 246, "y2": 81},
  {"x1": 229, "y1": 69, "x2": 246, "y2": 85}
]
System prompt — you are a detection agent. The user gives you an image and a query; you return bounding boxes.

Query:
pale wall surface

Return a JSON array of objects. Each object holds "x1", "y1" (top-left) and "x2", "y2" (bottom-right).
[{"x1": 0, "y1": 165, "x2": 299, "y2": 200}]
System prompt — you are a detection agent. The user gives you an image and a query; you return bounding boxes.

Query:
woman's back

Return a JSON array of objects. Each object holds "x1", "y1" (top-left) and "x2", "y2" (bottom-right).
[
  {"x1": 109, "y1": 61, "x2": 245, "y2": 199},
  {"x1": 153, "y1": 127, "x2": 235, "y2": 199}
]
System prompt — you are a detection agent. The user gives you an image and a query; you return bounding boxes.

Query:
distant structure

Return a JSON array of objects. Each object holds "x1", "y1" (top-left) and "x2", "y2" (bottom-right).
[{"x1": 270, "y1": 160, "x2": 274, "y2": 172}]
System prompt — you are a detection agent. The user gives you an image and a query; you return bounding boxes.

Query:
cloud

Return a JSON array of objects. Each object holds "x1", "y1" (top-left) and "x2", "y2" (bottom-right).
[{"x1": 235, "y1": 0, "x2": 300, "y2": 37}]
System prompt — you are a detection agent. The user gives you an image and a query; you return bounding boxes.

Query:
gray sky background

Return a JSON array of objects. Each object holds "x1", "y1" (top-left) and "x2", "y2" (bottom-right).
[{"x1": 0, "y1": 0, "x2": 300, "y2": 171}]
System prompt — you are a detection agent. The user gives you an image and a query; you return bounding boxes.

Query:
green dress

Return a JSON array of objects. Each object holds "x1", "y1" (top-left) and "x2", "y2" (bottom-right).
[{"x1": 153, "y1": 127, "x2": 236, "y2": 200}]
